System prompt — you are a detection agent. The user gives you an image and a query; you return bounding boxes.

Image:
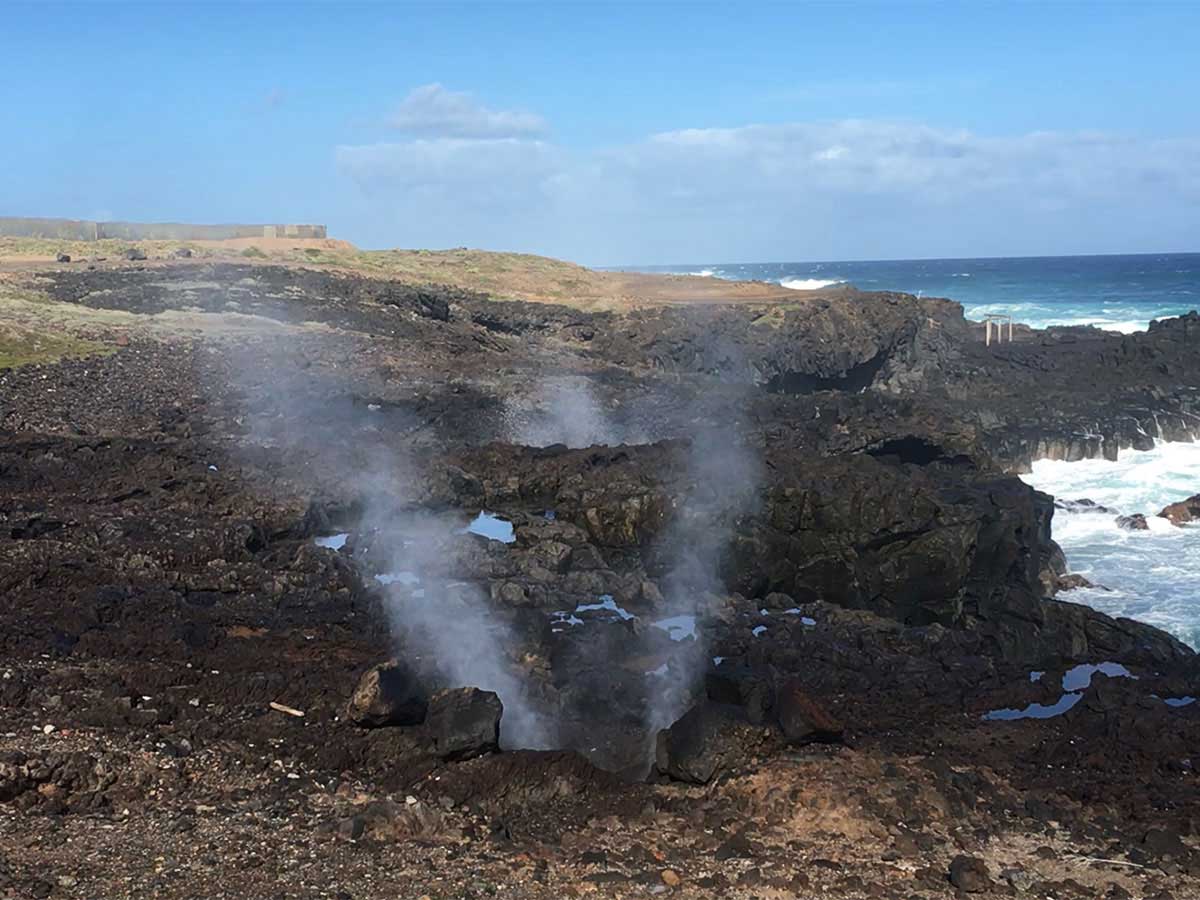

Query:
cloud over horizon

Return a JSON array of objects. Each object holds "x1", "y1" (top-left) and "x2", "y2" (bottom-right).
[
  {"x1": 335, "y1": 89, "x2": 1200, "y2": 264},
  {"x1": 386, "y1": 83, "x2": 548, "y2": 139}
]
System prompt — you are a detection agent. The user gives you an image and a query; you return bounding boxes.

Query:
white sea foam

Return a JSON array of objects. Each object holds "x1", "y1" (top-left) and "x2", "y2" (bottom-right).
[
  {"x1": 780, "y1": 277, "x2": 844, "y2": 291},
  {"x1": 1022, "y1": 441, "x2": 1200, "y2": 647},
  {"x1": 1049, "y1": 317, "x2": 1147, "y2": 334}
]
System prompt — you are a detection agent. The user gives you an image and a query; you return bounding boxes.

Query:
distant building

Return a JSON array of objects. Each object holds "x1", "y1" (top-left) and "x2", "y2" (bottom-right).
[{"x1": 0, "y1": 216, "x2": 326, "y2": 241}]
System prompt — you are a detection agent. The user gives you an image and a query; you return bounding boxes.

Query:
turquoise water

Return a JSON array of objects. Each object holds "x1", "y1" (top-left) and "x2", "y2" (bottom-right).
[{"x1": 631, "y1": 253, "x2": 1200, "y2": 332}]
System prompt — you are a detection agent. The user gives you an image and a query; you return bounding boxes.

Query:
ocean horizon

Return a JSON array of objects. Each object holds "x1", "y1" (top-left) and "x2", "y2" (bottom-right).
[{"x1": 624, "y1": 252, "x2": 1200, "y2": 333}]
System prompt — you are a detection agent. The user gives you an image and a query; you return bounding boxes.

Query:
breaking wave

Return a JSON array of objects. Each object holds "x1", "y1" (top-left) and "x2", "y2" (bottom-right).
[
  {"x1": 1021, "y1": 441, "x2": 1200, "y2": 648},
  {"x1": 780, "y1": 277, "x2": 845, "y2": 291}
]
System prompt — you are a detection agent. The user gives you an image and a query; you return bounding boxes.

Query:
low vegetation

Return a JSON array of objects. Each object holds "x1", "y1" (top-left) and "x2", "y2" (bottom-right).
[
  {"x1": 0, "y1": 322, "x2": 111, "y2": 369},
  {"x1": 0, "y1": 281, "x2": 114, "y2": 368}
]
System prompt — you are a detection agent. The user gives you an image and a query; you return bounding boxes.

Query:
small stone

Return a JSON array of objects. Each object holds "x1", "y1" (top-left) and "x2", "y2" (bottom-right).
[
  {"x1": 661, "y1": 869, "x2": 681, "y2": 887},
  {"x1": 337, "y1": 815, "x2": 365, "y2": 841},
  {"x1": 1002, "y1": 867, "x2": 1035, "y2": 892},
  {"x1": 714, "y1": 832, "x2": 754, "y2": 860},
  {"x1": 42, "y1": 724, "x2": 55, "y2": 734}
]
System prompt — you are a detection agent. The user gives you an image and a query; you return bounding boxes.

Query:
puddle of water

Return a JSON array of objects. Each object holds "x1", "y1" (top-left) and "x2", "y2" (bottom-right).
[
  {"x1": 712, "y1": 656, "x2": 725, "y2": 666},
  {"x1": 646, "y1": 663, "x2": 669, "y2": 677},
  {"x1": 984, "y1": 692, "x2": 1084, "y2": 721},
  {"x1": 652, "y1": 615, "x2": 697, "y2": 641},
  {"x1": 464, "y1": 512, "x2": 516, "y2": 543},
  {"x1": 375, "y1": 571, "x2": 420, "y2": 587},
  {"x1": 1061, "y1": 661, "x2": 1136, "y2": 692},
  {"x1": 575, "y1": 595, "x2": 636, "y2": 621},
  {"x1": 751, "y1": 625, "x2": 767, "y2": 637},
  {"x1": 543, "y1": 510, "x2": 556, "y2": 521},
  {"x1": 986, "y1": 661, "x2": 1137, "y2": 723},
  {"x1": 1164, "y1": 696, "x2": 1196, "y2": 708},
  {"x1": 782, "y1": 609, "x2": 817, "y2": 625},
  {"x1": 314, "y1": 533, "x2": 348, "y2": 550}
]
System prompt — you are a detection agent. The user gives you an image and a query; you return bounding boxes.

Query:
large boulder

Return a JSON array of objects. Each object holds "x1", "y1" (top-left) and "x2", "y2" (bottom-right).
[
  {"x1": 775, "y1": 679, "x2": 843, "y2": 744},
  {"x1": 654, "y1": 703, "x2": 776, "y2": 784},
  {"x1": 1159, "y1": 494, "x2": 1200, "y2": 525},
  {"x1": 426, "y1": 688, "x2": 502, "y2": 760},
  {"x1": 344, "y1": 660, "x2": 428, "y2": 727},
  {"x1": 704, "y1": 665, "x2": 774, "y2": 725}
]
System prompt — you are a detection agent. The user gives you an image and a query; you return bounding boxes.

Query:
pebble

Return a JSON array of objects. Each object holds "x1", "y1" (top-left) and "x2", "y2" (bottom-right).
[
  {"x1": 661, "y1": 869, "x2": 681, "y2": 886},
  {"x1": 42, "y1": 723, "x2": 55, "y2": 734}
]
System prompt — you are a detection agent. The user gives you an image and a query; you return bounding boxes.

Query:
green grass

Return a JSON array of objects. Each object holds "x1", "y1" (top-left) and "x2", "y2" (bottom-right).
[
  {"x1": 0, "y1": 325, "x2": 112, "y2": 369},
  {"x1": 240, "y1": 246, "x2": 267, "y2": 258},
  {"x1": 0, "y1": 236, "x2": 218, "y2": 261}
]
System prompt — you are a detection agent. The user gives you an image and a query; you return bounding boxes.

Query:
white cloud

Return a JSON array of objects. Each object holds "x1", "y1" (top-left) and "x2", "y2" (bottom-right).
[
  {"x1": 334, "y1": 104, "x2": 1200, "y2": 264},
  {"x1": 386, "y1": 83, "x2": 547, "y2": 139}
]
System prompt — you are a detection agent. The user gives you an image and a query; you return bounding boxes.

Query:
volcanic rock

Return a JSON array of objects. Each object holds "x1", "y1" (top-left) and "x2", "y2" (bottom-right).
[
  {"x1": 1116, "y1": 514, "x2": 1150, "y2": 531},
  {"x1": 949, "y1": 855, "x2": 993, "y2": 892},
  {"x1": 1159, "y1": 494, "x2": 1200, "y2": 525},
  {"x1": 654, "y1": 703, "x2": 776, "y2": 784},
  {"x1": 55, "y1": 253, "x2": 70, "y2": 263},
  {"x1": 775, "y1": 679, "x2": 843, "y2": 744},
  {"x1": 1056, "y1": 573, "x2": 1097, "y2": 591},
  {"x1": 1056, "y1": 498, "x2": 1118, "y2": 515},
  {"x1": 704, "y1": 665, "x2": 773, "y2": 725},
  {"x1": 426, "y1": 688, "x2": 502, "y2": 760},
  {"x1": 123, "y1": 248, "x2": 147, "y2": 261},
  {"x1": 344, "y1": 660, "x2": 428, "y2": 727}
]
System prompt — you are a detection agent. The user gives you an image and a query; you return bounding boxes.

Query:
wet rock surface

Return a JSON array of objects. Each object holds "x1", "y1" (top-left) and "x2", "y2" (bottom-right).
[
  {"x1": 1161, "y1": 493, "x2": 1200, "y2": 525},
  {"x1": 2, "y1": 261, "x2": 1200, "y2": 898}
]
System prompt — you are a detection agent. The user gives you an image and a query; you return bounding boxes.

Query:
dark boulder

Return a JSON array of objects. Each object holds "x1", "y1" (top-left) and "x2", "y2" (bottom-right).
[
  {"x1": 654, "y1": 703, "x2": 776, "y2": 784},
  {"x1": 123, "y1": 248, "x2": 147, "y2": 261},
  {"x1": 949, "y1": 855, "x2": 992, "y2": 893},
  {"x1": 1159, "y1": 494, "x2": 1200, "y2": 525},
  {"x1": 173, "y1": 247, "x2": 193, "y2": 258},
  {"x1": 1056, "y1": 573, "x2": 1098, "y2": 591},
  {"x1": 704, "y1": 665, "x2": 774, "y2": 725},
  {"x1": 775, "y1": 679, "x2": 843, "y2": 744},
  {"x1": 344, "y1": 659, "x2": 428, "y2": 727},
  {"x1": 426, "y1": 688, "x2": 502, "y2": 760},
  {"x1": 55, "y1": 252, "x2": 71, "y2": 263},
  {"x1": 1116, "y1": 514, "x2": 1150, "y2": 531}
]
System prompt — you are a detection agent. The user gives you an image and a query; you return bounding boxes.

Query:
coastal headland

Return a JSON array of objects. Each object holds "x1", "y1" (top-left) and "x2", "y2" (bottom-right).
[{"x1": 2, "y1": 237, "x2": 1199, "y2": 899}]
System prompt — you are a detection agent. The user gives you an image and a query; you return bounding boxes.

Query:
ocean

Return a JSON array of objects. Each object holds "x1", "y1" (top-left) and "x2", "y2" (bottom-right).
[
  {"x1": 1023, "y1": 444, "x2": 1200, "y2": 650},
  {"x1": 630, "y1": 253, "x2": 1200, "y2": 648},
  {"x1": 633, "y1": 252, "x2": 1200, "y2": 333}
]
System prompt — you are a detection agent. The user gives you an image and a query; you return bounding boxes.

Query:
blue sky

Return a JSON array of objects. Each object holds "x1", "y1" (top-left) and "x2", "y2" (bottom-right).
[{"x1": 2, "y1": 1, "x2": 1198, "y2": 264}]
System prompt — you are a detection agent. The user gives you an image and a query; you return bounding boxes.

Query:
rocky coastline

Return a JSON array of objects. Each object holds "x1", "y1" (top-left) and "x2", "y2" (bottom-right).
[{"x1": 2, "y1": 260, "x2": 1199, "y2": 899}]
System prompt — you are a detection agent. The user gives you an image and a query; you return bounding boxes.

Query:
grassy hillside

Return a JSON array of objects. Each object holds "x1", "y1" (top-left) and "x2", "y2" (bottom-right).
[{"x1": 0, "y1": 237, "x2": 803, "y2": 309}]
